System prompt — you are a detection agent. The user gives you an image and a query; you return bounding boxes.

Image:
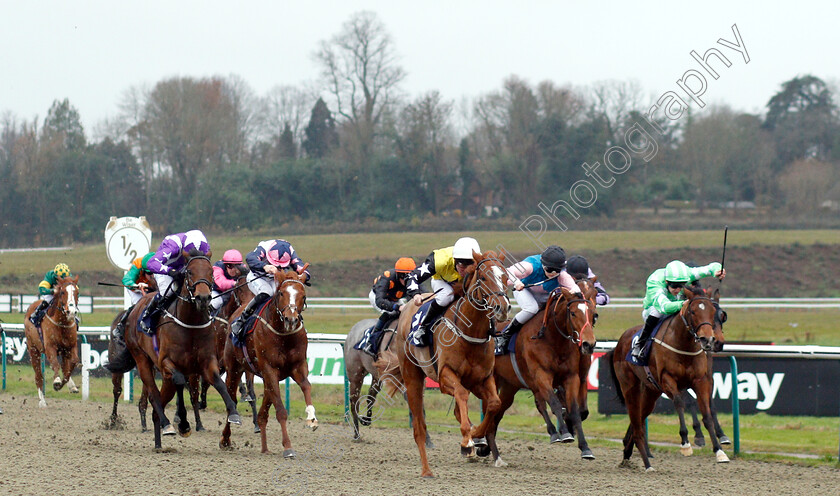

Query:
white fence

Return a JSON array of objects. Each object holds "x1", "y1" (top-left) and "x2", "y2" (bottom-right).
[{"x1": 4, "y1": 295, "x2": 837, "y2": 313}]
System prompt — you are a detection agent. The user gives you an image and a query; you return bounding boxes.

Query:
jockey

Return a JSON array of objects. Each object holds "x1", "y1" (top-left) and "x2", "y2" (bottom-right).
[
  {"x1": 565, "y1": 255, "x2": 610, "y2": 306},
  {"x1": 495, "y1": 245, "x2": 581, "y2": 354},
  {"x1": 230, "y1": 239, "x2": 311, "y2": 341},
  {"x1": 138, "y1": 230, "x2": 212, "y2": 334},
  {"x1": 361, "y1": 257, "x2": 416, "y2": 357},
  {"x1": 30, "y1": 263, "x2": 73, "y2": 327},
  {"x1": 111, "y1": 252, "x2": 155, "y2": 343},
  {"x1": 405, "y1": 237, "x2": 481, "y2": 343},
  {"x1": 210, "y1": 249, "x2": 249, "y2": 316},
  {"x1": 632, "y1": 259, "x2": 726, "y2": 361}
]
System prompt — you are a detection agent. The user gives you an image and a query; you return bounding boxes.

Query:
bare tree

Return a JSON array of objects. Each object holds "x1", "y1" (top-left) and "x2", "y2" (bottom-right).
[
  {"x1": 263, "y1": 84, "x2": 315, "y2": 152},
  {"x1": 314, "y1": 11, "x2": 406, "y2": 166}
]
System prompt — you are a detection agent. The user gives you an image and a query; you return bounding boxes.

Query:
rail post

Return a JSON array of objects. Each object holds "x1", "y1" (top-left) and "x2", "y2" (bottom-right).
[
  {"x1": 1, "y1": 327, "x2": 6, "y2": 390},
  {"x1": 729, "y1": 355, "x2": 740, "y2": 456}
]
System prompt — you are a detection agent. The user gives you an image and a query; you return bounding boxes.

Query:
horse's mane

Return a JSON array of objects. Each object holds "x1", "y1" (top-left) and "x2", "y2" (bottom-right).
[{"x1": 186, "y1": 248, "x2": 204, "y2": 257}]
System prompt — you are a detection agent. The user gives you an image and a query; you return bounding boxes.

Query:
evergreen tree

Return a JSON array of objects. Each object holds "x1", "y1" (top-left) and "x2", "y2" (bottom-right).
[{"x1": 303, "y1": 98, "x2": 338, "y2": 158}]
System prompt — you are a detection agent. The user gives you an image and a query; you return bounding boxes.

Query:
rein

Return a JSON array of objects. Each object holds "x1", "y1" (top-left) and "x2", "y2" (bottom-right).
[
  {"x1": 181, "y1": 255, "x2": 214, "y2": 303},
  {"x1": 536, "y1": 290, "x2": 594, "y2": 347},
  {"x1": 653, "y1": 296, "x2": 717, "y2": 356}
]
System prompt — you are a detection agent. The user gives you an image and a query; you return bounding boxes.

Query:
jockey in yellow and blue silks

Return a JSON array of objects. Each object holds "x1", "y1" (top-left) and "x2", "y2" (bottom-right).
[
  {"x1": 631, "y1": 259, "x2": 726, "y2": 361},
  {"x1": 230, "y1": 239, "x2": 310, "y2": 341},
  {"x1": 495, "y1": 245, "x2": 581, "y2": 354},
  {"x1": 30, "y1": 263, "x2": 73, "y2": 327},
  {"x1": 404, "y1": 237, "x2": 481, "y2": 342}
]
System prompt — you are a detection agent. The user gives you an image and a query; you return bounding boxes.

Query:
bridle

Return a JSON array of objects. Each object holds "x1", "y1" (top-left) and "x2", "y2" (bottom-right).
[
  {"x1": 179, "y1": 255, "x2": 214, "y2": 304},
  {"x1": 45, "y1": 280, "x2": 79, "y2": 328},
  {"x1": 256, "y1": 277, "x2": 307, "y2": 336},
  {"x1": 679, "y1": 296, "x2": 717, "y2": 342},
  {"x1": 542, "y1": 290, "x2": 595, "y2": 347},
  {"x1": 448, "y1": 257, "x2": 510, "y2": 344}
]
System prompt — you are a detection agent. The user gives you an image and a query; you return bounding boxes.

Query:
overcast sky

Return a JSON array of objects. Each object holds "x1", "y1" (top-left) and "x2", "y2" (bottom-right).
[{"x1": 1, "y1": 1, "x2": 837, "y2": 133}]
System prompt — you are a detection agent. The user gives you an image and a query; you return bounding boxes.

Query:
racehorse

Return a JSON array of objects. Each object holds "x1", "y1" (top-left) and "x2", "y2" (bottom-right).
[
  {"x1": 609, "y1": 286, "x2": 729, "y2": 471},
  {"x1": 107, "y1": 309, "x2": 207, "y2": 432},
  {"x1": 489, "y1": 280, "x2": 598, "y2": 462},
  {"x1": 201, "y1": 274, "x2": 260, "y2": 433},
  {"x1": 220, "y1": 267, "x2": 318, "y2": 458},
  {"x1": 382, "y1": 250, "x2": 510, "y2": 477},
  {"x1": 24, "y1": 275, "x2": 81, "y2": 407},
  {"x1": 126, "y1": 250, "x2": 242, "y2": 450}
]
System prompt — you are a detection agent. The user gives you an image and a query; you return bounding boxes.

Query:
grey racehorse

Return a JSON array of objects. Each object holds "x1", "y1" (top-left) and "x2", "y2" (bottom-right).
[{"x1": 344, "y1": 318, "x2": 433, "y2": 448}]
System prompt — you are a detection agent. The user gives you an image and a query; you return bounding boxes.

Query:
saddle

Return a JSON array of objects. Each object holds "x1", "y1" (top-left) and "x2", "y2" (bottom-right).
[
  {"x1": 625, "y1": 316, "x2": 671, "y2": 366},
  {"x1": 408, "y1": 301, "x2": 442, "y2": 348},
  {"x1": 230, "y1": 298, "x2": 272, "y2": 348}
]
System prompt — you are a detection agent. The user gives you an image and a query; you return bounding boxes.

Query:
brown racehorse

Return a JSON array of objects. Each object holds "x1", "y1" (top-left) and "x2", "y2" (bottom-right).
[
  {"x1": 107, "y1": 310, "x2": 149, "y2": 430},
  {"x1": 220, "y1": 267, "x2": 318, "y2": 458},
  {"x1": 488, "y1": 280, "x2": 598, "y2": 462},
  {"x1": 383, "y1": 250, "x2": 510, "y2": 477},
  {"x1": 126, "y1": 251, "x2": 242, "y2": 450},
  {"x1": 609, "y1": 287, "x2": 729, "y2": 471},
  {"x1": 24, "y1": 275, "x2": 81, "y2": 408},
  {"x1": 201, "y1": 274, "x2": 261, "y2": 433}
]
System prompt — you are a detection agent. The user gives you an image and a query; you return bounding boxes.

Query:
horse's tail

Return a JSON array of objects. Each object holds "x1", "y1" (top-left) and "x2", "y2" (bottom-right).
[
  {"x1": 605, "y1": 350, "x2": 626, "y2": 406},
  {"x1": 374, "y1": 349, "x2": 404, "y2": 398}
]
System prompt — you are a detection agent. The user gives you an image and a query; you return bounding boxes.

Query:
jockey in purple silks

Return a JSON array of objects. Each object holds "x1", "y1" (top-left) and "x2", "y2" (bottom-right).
[{"x1": 138, "y1": 230, "x2": 212, "y2": 334}]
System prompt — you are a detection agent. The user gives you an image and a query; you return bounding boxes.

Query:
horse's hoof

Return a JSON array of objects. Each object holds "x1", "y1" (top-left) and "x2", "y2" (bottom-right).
[
  {"x1": 69, "y1": 385, "x2": 79, "y2": 394},
  {"x1": 253, "y1": 425, "x2": 261, "y2": 434},
  {"x1": 694, "y1": 437, "x2": 706, "y2": 447},
  {"x1": 550, "y1": 433, "x2": 563, "y2": 444},
  {"x1": 198, "y1": 401, "x2": 207, "y2": 410},
  {"x1": 241, "y1": 394, "x2": 254, "y2": 402},
  {"x1": 162, "y1": 424, "x2": 176, "y2": 436},
  {"x1": 421, "y1": 472, "x2": 435, "y2": 479},
  {"x1": 581, "y1": 448, "x2": 595, "y2": 460},
  {"x1": 460, "y1": 445, "x2": 475, "y2": 457},
  {"x1": 52, "y1": 378, "x2": 63, "y2": 391},
  {"x1": 425, "y1": 439, "x2": 435, "y2": 450},
  {"x1": 559, "y1": 432, "x2": 575, "y2": 443},
  {"x1": 227, "y1": 414, "x2": 242, "y2": 425},
  {"x1": 352, "y1": 433, "x2": 362, "y2": 442},
  {"x1": 618, "y1": 459, "x2": 634, "y2": 470},
  {"x1": 494, "y1": 457, "x2": 508, "y2": 468},
  {"x1": 475, "y1": 445, "x2": 491, "y2": 458},
  {"x1": 719, "y1": 435, "x2": 732, "y2": 445},
  {"x1": 283, "y1": 449, "x2": 296, "y2": 459},
  {"x1": 645, "y1": 466, "x2": 656, "y2": 473},
  {"x1": 680, "y1": 443, "x2": 693, "y2": 456},
  {"x1": 359, "y1": 416, "x2": 371, "y2": 426},
  {"x1": 306, "y1": 419, "x2": 319, "y2": 431},
  {"x1": 179, "y1": 427, "x2": 192, "y2": 438},
  {"x1": 38, "y1": 400, "x2": 47, "y2": 409},
  {"x1": 472, "y1": 437, "x2": 487, "y2": 448},
  {"x1": 715, "y1": 449, "x2": 730, "y2": 463},
  {"x1": 195, "y1": 424, "x2": 206, "y2": 432}
]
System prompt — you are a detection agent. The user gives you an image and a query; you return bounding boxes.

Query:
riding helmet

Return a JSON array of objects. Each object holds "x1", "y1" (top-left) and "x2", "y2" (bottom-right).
[
  {"x1": 565, "y1": 255, "x2": 589, "y2": 277},
  {"x1": 664, "y1": 260, "x2": 691, "y2": 283},
  {"x1": 540, "y1": 245, "x2": 566, "y2": 271},
  {"x1": 54, "y1": 263, "x2": 70, "y2": 278}
]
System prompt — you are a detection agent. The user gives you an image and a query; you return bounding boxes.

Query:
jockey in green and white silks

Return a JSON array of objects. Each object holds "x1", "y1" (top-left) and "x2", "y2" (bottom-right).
[{"x1": 632, "y1": 260, "x2": 726, "y2": 360}]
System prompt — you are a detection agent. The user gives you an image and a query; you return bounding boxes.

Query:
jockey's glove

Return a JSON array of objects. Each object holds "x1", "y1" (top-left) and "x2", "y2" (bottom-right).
[{"x1": 167, "y1": 269, "x2": 180, "y2": 278}]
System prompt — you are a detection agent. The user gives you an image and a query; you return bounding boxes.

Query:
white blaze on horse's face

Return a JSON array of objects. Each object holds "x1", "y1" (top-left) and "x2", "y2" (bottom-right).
[
  {"x1": 65, "y1": 284, "x2": 78, "y2": 318},
  {"x1": 577, "y1": 302, "x2": 588, "y2": 317},
  {"x1": 285, "y1": 284, "x2": 299, "y2": 316},
  {"x1": 491, "y1": 266, "x2": 506, "y2": 293}
]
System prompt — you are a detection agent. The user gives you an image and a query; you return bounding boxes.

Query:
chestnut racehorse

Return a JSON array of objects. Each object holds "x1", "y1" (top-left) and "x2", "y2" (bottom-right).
[
  {"x1": 126, "y1": 251, "x2": 242, "y2": 450},
  {"x1": 24, "y1": 275, "x2": 81, "y2": 408},
  {"x1": 384, "y1": 250, "x2": 510, "y2": 477},
  {"x1": 489, "y1": 280, "x2": 598, "y2": 462},
  {"x1": 609, "y1": 287, "x2": 729, "y2": 471},
  {"x1": 220, "y1": 267, "x2": 318, "y2": 458},
  {"x1": 202, "y1": 274, "x2": 260, "y2": 432}
]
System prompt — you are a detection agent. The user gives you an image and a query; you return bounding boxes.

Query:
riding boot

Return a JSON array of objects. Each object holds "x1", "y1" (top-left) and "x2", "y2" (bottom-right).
[
  {"x1": 138, "y1": 291, "x2": 178, "y2": 334},
  {"x1": 363, "y1": 311, "x2": 392, "y2": 357},
  {"x1": 231, "y1": 293, "x2": 270, "y2": 342},
  {"x1": 112, "y1": 305, "x2": 135, "y2": 345},
  {"x1": 30, "y1": 299, "x2": 49, "y2": 326},
  {"x1": 415, "y1": 301, "x2": 445, "y2": 346},
  {"x1": 632, "y1": 315, "x2": 660, "y2": 361},
  {"x1": 495, "y1": 318, "x2": 524, "y2": 355}
]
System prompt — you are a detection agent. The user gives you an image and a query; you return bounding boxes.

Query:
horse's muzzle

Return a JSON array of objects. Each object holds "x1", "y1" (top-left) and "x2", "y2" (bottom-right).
[
  {"x1": 194, "y1": 294, "x2": 211, "y2": 312},
  {"x1": 713, "y1": 340, "x2": 725, "y2": 352},
  {"x1": 699, "y1": 336, "x2": 714, "y2": 352},
  {"x1": 581, "y1": 340, "x2": 596, "y2": 355}
]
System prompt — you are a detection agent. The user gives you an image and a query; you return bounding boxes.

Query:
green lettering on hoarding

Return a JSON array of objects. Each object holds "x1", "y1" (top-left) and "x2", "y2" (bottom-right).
[{"x1": 324, "y1": 358, "x2": 344, "y2": 376}]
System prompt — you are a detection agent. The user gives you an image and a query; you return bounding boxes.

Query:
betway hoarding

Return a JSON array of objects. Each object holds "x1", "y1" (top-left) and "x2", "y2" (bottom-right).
[{"x1": 596, "y1": 354, "x2": 840, "y2": 416}]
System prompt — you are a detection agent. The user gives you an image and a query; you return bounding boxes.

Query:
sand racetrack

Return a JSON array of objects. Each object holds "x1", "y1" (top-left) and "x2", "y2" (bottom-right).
[{"x1": 0, "y1": 395, "x2": 837, "y2": 496}]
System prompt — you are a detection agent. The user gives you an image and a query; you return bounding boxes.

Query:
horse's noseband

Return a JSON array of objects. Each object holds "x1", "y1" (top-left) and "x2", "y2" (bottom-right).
[{"x1": 182, "y1": 256, "x2": 214, "y2": 303}]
